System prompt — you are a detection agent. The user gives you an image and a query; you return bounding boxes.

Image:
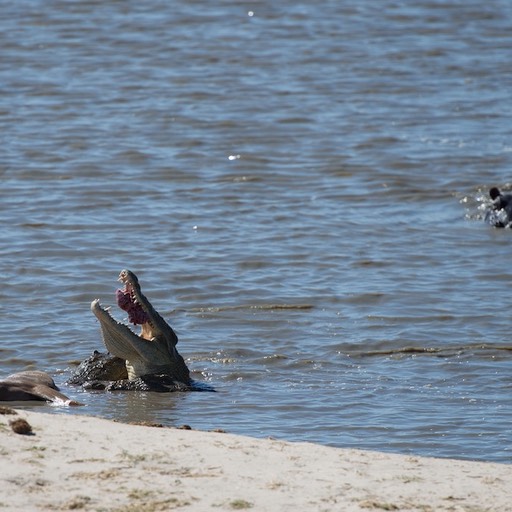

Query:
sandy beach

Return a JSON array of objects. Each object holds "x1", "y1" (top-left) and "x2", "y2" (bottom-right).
[{"x1": 0, "y1": 407, "x2": 510, "y2": 512}]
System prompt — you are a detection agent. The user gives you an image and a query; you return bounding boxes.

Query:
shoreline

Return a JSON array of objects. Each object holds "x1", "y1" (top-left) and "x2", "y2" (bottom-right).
[{"x1": 1, "y1": 408, "x2": 511, "y2": 511}]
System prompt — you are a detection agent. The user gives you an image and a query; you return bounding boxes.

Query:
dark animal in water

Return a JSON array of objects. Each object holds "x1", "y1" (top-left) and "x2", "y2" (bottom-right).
[
  {"x1": 67, "y1": 350, "x2": 193, "y2": 392},
  {"x1": 66, "y1": 351, "x2": 128, "y2": 386},
  {"x1": 72, "y1": 269, "x2": 212, "y2": 392},
  {"x1": 486, "y1": 187, "x2": 512, "y2": 228}
]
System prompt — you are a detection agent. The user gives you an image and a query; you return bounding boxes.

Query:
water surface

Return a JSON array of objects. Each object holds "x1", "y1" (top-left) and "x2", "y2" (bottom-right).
[{"x1": 1, "y1": 0, "x2": 512, "y2": 463}]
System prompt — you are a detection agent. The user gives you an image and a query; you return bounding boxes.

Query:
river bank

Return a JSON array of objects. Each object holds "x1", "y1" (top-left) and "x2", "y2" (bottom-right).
[{"x1": 1, "y1": 408, "x2": 510, "y2": 511}]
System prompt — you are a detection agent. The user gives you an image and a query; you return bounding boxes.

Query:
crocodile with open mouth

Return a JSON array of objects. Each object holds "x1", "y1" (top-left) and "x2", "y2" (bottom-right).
[{"x1": 72, "y1": 269, "x2": 193, "y2": 391}]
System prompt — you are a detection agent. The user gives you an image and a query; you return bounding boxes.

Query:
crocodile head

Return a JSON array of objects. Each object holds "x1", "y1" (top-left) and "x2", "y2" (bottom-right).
[{"x1": 91, "y1": 269, "x2": 190, "y2": 383}]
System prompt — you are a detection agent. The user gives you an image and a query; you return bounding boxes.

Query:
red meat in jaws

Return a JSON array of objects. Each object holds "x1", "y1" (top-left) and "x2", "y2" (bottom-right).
[{"x1": 116, "y1": 288, "x2": 150, "y2": 325}]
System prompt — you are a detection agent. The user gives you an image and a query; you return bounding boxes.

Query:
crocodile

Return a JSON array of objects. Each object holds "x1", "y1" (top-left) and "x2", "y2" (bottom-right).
[
  {"x1": 67, "y1": 350, "x2": 193, "y2": 392},
  {"x1": 84, "y1": 269, "x2": 193, "y2": 391}
]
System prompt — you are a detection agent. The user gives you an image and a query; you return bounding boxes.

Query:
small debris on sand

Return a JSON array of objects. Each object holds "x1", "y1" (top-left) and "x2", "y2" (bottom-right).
[
  {"x1": 0, "y1": 406, "x2": 17, "y2": 415},
  {"x1": 9, "y1": 418, "x2": 33, "y2": 435}
]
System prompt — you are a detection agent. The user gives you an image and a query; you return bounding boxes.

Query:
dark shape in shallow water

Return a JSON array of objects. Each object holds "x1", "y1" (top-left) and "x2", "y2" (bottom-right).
[
  {"x1": 66, "y1": 350, "x2": 128, "y2": 385},
  {"x1": 68, "y1": 350, "x2": 214, "y2": 392},
  {"x1": 485, "y1": 187, "x2": 512, "y2": 228}
]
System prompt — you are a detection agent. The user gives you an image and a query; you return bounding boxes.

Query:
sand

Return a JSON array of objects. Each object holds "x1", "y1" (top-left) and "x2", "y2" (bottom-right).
[{"x1": 0, "y1": 407, "x2": 510, "y2": 512}]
